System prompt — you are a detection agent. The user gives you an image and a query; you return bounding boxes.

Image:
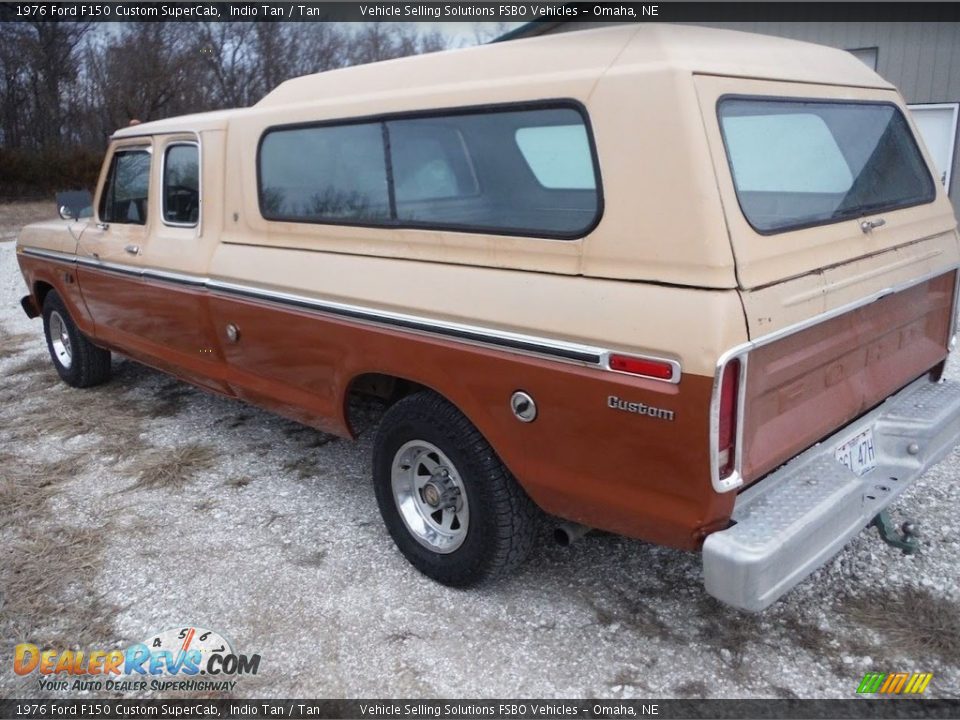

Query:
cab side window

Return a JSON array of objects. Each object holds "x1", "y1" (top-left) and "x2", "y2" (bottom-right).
[
  {"x1": 99, "y1": 149, "x2": 151, "y2": 225},
  {"x1": 163, "y1": 144, "x2": 200, "y2": 226}
]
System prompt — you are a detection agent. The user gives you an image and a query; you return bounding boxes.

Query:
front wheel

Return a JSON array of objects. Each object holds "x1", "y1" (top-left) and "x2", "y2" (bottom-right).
[
  {"x1": 42, "y1": 291, "x2": 111, "y2": 388},
  {"x1": 372, "y1": 391, "x2": 538, "y2": 587}
]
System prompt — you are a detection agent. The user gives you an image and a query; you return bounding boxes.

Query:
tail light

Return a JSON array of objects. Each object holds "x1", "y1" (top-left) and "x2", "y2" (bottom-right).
[
  {"x1": 950, "y1": 271, "x2": 960, "y2": 352},
  {"x1": 717, "y1": 359, "x2": 740, "y2": 476},
  {"x1": 712, "y1": 357, "x2": 742, "y2": 492}
]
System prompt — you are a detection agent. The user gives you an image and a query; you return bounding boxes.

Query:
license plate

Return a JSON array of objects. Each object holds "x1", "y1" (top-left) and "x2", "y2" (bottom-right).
[{"x1": 835, "y1": 427, "x2": 877, "y2": 476}]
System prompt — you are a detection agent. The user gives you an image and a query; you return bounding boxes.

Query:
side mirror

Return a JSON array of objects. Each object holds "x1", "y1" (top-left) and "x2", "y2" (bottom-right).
[{"x1": 56, "y1": 190, "x2": 94, "y2": 221}]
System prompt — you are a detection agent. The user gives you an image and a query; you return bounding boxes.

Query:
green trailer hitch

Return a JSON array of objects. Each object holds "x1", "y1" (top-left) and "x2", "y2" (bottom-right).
[{"x1": 871, "y1": 510, "x2": 920, "y2": 554}]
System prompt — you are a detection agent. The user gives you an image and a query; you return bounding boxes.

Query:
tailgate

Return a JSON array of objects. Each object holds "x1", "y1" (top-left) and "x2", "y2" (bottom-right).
[{"x1": 738, "y1": 269, "x2": 955, "y2": 484}]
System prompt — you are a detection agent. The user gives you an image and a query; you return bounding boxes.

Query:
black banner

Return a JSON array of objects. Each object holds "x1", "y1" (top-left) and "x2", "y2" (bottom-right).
[
  {"x1": 2, "y1": 699, "x2": 960, "y2": 719},
  {"x1": 1, "y1": 2, "x2": 960, "y2": 24}
]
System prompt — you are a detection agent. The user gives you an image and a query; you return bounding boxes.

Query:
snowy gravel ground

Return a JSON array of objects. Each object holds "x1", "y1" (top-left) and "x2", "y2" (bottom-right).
[{"x1": 0, "y1": 203, "x2": 958, "y2": 700}]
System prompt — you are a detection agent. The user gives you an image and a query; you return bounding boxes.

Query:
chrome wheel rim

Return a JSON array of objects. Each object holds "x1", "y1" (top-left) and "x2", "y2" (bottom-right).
[
  {"x1": 49, "y1": 311, "x2": 72, "y2": 369},
  {"x1": 391, "y1": 440, "x2": 469, "y2": 554}
]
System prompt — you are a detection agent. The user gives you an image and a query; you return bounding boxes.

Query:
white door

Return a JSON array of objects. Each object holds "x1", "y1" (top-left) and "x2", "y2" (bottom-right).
[{"x1": 908, "y1": 103, "x2": 958, "y2": 192}]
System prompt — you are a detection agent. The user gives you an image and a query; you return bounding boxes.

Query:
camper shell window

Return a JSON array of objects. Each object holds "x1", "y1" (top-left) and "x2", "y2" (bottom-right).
[
  {"x1": 257, "y1": 102, "x2": 602, "y2": 239},
  {"x1": 718, "y1": 97, "x2": 936, "y2": 234}
]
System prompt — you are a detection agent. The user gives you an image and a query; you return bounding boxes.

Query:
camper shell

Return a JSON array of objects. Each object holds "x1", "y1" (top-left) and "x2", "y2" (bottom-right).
[{"x1": 16, "y1": 24, "x2": 960, "y2": 610}]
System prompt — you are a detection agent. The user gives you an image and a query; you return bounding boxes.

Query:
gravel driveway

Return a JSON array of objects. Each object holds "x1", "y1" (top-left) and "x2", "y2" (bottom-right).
[{"x1": 1, "y1": 203, "x2": 958, "y2": 700}]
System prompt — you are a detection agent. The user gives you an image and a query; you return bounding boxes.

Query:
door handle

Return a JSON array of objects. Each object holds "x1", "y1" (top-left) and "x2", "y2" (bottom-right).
[
  {"x1": 124, "y1": 244, "x2": 140, "y2": 255},
  {"x1": 860, "y1": 218, "x2": 886, "y2": 233},
  {"x1": 96, "y1": 222, "x2": 109, "y2": 231}
]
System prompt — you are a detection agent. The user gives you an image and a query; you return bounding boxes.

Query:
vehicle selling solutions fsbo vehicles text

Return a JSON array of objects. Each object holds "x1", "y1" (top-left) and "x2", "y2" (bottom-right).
[{"x1": 356, "y1": 4, "x2": 657, "y2": 18}]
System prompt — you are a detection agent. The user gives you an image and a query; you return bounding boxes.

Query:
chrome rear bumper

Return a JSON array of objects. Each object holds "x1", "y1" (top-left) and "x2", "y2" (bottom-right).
[{"x1": 703, "y1": 375, "x2": 960, "y2": 612}]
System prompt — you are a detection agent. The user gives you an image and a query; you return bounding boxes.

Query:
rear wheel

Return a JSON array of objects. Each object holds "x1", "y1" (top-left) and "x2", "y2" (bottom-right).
[
  {"x1": 373, "y1": 391, "x2": 539, "y2": 587},
  {"x1": 42, "y1": 291, "x2": 111, "y2": 388}
]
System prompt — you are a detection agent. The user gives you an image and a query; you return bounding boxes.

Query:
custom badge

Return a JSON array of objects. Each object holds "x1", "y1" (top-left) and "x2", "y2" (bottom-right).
[{"x1": 607, "y1": 395, "x2": 675, "y2": 421}]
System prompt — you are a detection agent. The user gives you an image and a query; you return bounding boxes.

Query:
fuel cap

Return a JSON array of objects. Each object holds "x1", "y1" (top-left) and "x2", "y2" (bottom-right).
[{"x1": 510, "y1": 391, "x2": 537, "y2": 423}]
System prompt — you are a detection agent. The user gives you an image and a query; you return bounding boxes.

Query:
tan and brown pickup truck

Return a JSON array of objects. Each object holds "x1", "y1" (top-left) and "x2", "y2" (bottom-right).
[{"x1": 15, "y1": 24, "x2": 960, "y2": 611}]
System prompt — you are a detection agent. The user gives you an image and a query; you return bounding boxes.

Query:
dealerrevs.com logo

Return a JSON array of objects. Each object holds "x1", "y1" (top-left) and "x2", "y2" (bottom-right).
[{"x1": 14, "y1": 626, "x2": 261, "y2": 693}]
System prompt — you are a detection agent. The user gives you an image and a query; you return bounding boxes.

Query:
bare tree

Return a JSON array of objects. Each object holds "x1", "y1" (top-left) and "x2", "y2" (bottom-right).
[
  {"x1": 85, "y1": 23, "x2": 212, "y2": 135},
  {"x1": 1, "y1": 20, "x2": 453, "y2": 197},
  {"x1": 0, "y1": 23, "x2": 31, "y2": 148},
  {"x1": 251, "y1": 23, "x2": 351, "y2": 102},
  {"x1": 471, "y1": 22, "x2": 514, "y2": 46},
  {"x1": 347, "y1": 23, "x2": 446, "y2": 65},
  {"x1": 0, "y1": 22, "x2": 92, "y2": 150},
  {"x1": 30, "y1": 22, "x2": 93, "y2": 148},
  {"x1": 196, "y1": 22, "x2": 259, "y2": 108}
]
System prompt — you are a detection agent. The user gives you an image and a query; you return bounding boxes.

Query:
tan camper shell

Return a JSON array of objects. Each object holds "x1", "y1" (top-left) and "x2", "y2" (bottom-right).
[{"x1": 16, "y1": 25, "x2": 960, "y2": 610}]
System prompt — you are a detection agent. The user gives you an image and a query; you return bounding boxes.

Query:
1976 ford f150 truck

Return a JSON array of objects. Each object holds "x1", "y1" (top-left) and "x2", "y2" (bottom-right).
[{"x1": 15, "y1": 24, "x2": 960, "y2": 610}]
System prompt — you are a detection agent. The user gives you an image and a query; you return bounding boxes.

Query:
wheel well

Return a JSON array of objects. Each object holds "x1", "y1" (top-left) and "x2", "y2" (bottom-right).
[
  {"x1": 344, "y1": 373, "x2": 426, "y2": 438},
  {"x1": 33, "y1": 281, "x2": 54, "y2": 309}
]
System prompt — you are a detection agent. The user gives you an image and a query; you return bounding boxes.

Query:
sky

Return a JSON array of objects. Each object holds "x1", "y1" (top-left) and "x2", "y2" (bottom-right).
[
  {"x1": 418, "y1": 21, "x2": 523, "y2": 47},
  {"x1": 333, "y1": 21, "x2": 524, "y2": 47}
]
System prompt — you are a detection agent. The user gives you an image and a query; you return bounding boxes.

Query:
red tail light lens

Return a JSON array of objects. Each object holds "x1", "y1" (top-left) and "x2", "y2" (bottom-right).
[{"x1": 717, "y1": 358, "x2": 740, "y2": 478}]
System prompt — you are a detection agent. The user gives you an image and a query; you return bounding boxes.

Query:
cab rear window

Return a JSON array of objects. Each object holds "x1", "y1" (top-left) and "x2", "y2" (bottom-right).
[{"x1": 718, "y1": 98, "x2": 936, "y2": 234}]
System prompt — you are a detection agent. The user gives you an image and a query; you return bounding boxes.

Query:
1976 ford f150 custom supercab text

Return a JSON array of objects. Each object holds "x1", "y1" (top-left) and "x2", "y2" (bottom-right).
[{"x1": 16, "y1": 25, "x2": 960, "y2": 610}]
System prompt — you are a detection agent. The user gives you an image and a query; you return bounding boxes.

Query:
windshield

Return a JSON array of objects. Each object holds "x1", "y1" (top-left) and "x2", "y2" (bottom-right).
[{"x1": 718, "y1": 98, "x2": 936, "y2": 234}]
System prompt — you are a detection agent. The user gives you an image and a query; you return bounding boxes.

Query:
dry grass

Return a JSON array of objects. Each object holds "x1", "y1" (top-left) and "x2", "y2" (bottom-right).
[
  {"x1": 226, "y1": 475, "x2": 252, "y2": 489},
  {"x1": 193, "y1": 498, "x2": 217, "y2": 513},
  {"x1": 6, "y1": 404, "x2": 93, "y2": 441},
  {"x1": 0, "y1": 201, "x2": 57, "y2": 238},
  {"x1": 612, "y1": 668, "x2": 654, "y2": 695},
  {"x1": 843, "y1": 589, "x2": 960, "y2": 666},
  {"x1": 282, "y1": 454, "x2": 321, "y2": 480},
  {"x1": 294, "y1": 549, "x2": 328, "y2": 567},
  {"x1": 0, "y1": 453, "x2": 84, "y2": 533},
  {"x1": 0, "y1": 374, "x2": 60, "y2": 410},
  {"x1": 582, "y1": 588, "x2": 675, "y2": 642},
  {"x1": 1, "y1": 391, "x2": 146, "y2": 447},
  {"x1": 0, "y1": 449, "x2": 120, "y2": 655},
  {"x1": 281, "y1": 421, "x2": 339, "y2": 449},
  {"x1": 0, "y1": 327, "x2": 34, "y2": 359},
  {"x1": 690, "y1": 594, "x2": 769, "y2": 673},
  {"x1": 2, "y1": 524, "x2": 118, "y2": 650},
  {"x1": 279, "y1": 423, "x2": 338, "y2": 479},
  {"x1": 149, "y1": 379, "x2": 196, "y2": 418},
  {"x1": 385, "y1": 630, "x2": 421, "y2": 645},
  {"x1": 0, "y1": 455, "x2": 68, "y2": 530},
  {"x1": 673, "y1": 679, "x2": 710, "y2": 698},
  {"x1": 125, "y1": 443, "x2": 217, "y2": 492},
  {"x1": 0, "y1": 358, "x2": 160, "y2": 473},
  {"x1": 5, "y1": 354, "x2": 50, "y2": 376}
]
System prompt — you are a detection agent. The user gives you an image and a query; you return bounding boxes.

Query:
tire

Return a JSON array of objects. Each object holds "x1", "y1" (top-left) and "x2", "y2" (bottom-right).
[
  {"x1": 372, "y1": 390, "x2": 539, "y2": 587},
  {"x1": 42, "y1": 290, "x2": 111, "y2": 388}
]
